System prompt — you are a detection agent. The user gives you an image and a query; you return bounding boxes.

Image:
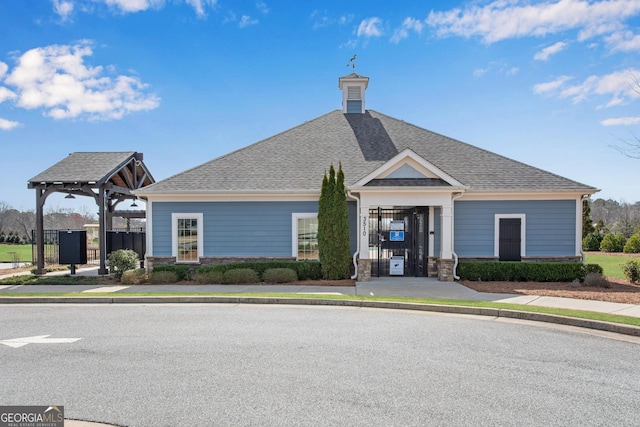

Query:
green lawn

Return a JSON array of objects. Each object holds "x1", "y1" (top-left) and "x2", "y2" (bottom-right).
[
  {"x1": 584, "y1": 252, "x2": 640, "y2": 279},
  {"x1": 0, "y1": 244, "x2": 32, "y2": 262}
]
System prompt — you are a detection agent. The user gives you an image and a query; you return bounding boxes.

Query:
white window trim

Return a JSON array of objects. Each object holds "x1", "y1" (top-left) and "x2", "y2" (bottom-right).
[
  {"x1": 171, "y1": 213, "x2": 204, "y2": 263},
  {"x1": 494, "y1": 214, "x2": 526, "y2": 258},
  {"x1": 292, "y1": 213, "x2": 318, "y2": 260}
]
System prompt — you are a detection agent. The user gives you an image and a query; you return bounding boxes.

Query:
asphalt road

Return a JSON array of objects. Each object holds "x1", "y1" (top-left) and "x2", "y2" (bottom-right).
[{"x1": 1, "y1": 304, "x2": 639, "y2": 426}]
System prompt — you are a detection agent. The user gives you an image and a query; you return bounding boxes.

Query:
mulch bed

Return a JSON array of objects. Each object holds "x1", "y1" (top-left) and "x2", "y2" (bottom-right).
[{"x1": 459, "y1": 277, "x2": 640, "y2": 305}]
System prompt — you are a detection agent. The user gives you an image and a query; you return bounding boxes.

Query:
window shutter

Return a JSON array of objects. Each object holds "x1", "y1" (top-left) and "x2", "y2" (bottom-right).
[{"x1": 347, "y1": 86, "x2": 361, "y2": 100}]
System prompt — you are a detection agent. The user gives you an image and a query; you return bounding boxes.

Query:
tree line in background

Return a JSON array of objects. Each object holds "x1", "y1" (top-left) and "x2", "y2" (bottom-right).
[
  {"x1": 0, "y1": 201, "x2": 143, "y2": 244},
  {"x1": 584, "y1": 198, "x2": 640, "y2": 253}
]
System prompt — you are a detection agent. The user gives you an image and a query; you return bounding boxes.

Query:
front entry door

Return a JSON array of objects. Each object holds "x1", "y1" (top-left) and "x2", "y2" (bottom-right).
[
  {"x1": 369, "y1": 207, "x2": 428, "y2": 277},
  {"x1": 499, "y1": 218, "x2": 522, "y2": 261}
]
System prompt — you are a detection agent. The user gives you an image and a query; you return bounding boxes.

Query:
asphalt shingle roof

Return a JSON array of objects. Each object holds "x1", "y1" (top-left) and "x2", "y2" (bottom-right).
[
  {"x1": 29, "y1": 152, "x2": 138, "y2": 184},
  {"x1": 138, "y1": 110, "x2": 596, "y2": 195}
]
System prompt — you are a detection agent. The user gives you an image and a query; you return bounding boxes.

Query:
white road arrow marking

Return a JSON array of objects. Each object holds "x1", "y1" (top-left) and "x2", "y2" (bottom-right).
[{"x1": 0, "y1": 335, "x2": 82, "y2": 348}]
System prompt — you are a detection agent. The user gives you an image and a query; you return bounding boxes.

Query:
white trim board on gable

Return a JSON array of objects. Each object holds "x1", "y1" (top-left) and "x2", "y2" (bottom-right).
[{"x1": 351, "y1": 149, "x2": 465, "y2": 188}]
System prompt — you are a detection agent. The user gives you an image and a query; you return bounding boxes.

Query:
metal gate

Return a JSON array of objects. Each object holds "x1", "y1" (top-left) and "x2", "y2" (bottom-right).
[
  {"x1": 32, "y1": 228, "x2": 144, "y2": 267},
  {"x1": 369, "y1": 207, "x2": 428, "y2": 277}
]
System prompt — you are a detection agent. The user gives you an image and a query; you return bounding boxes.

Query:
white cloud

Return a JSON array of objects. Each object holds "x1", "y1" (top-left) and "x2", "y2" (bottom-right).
[
  {"x1": 57, "y1": 0, "x2": 217, "y2": 17},
  {"x1": 104, "y1": 0, "x2": 162, "y2": 13},
  {"x1": 357, "y1": 17, "x2": 383, "y2": 38},
  {"x1": 426, "y1": 0, "x2": 640, "y2": 44},
  {"x1": 0, "y1": 118, "x2": 21, "y2": 130},
  {"x1": 184, "y1": 0, "x2": 217, "y2": 17},
  {"x1": 0, "y1": 87, "x2": 16, "y2": 103},
  {"x1": 256, "y1": 1, "x2": 269, "y2": 14},
  {"x1": 474, "y1": 68, "x2": 489, "y2": 77},
  {"x1": 391, "y1": 17, "x2": 424, "y2": 44},
  {"x1": 53, "y1": 0, "x2": 74, "y2": 22},
  {"x1": 0, "y1": 61, "x2": 8, "y2": 78},
  {"x1": 601, "y1": 116, "x2": 640, "y2": 126},
  {"x1": 605, "y1": 30, "x2": 640, "y2": 52},
  {"x1": 238, "y1": 15, "x2": 258, "y2": 28},
  {"x1": 311, "y1": 10, "x2": 353, "y2": 30},
  {"x1": 534, "y1": 69, "x2": 640, "y2": 107},
  {"x1": 533, "y1": 75, "x2": 573, "y2": 94},
  {"x1": 534, "y1": 41, "x2": 568, "y2": 61},
  {"x1": 3, "y1": 42, "x2": 160, "y2": 121}
]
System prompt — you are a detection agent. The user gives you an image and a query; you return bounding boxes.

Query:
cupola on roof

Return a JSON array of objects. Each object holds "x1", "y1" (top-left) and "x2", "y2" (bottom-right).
[{"x1": 339, "y1": 73, "x2": 369, "y2": 114}]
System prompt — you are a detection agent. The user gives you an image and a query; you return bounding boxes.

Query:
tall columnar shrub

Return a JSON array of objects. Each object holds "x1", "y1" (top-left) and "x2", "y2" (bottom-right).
[
  {"x1": 582, "y1": 199, "x2": 595, "y2": 238},
  {"x1": 317, "y1": 163, "x2": 351, "y2": 280}
]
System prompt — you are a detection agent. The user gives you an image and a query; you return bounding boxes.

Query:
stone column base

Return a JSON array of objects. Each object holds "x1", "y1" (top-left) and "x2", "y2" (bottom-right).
[
  {"x1": 437, "y1": 258, "x2": 455, "y2": 281},
  {"x1": 357, "y1": 259, "x2": 372, "y2": 281},
  {"x1": 427, "y1": 257, "x2": 438, "y2": 278}
]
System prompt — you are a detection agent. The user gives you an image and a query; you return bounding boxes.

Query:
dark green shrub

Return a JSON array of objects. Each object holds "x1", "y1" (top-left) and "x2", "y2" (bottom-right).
[
  {"x1": 223, "y1": 268, "x2": 259, "y2": 284},
  {"x1": 582, "y1": 263, "x2": 603, "y2": 275},
  {"x1": 153, "y1": 264, "x2": 190, "y2": 281},
  {"x1": 192, "y1": 270, "x2": 224, "y2": 284},
  {"x1": 458, "y1": 261, "x2": 588, "y2": 282},
  {"x1": 149, "y1": 270, "x2": 179, "y2": 284},
  {"x1": 262, "y1": 268, "x2": 298, "y2": 283},
  {"x1": 622, "y1": 260, "x2": 640, "y2": 284},
  {"x1": 108, "y1": 249, "x2": 140, "y2": 280},
  {"x1": 623, "y1": 234, "x2": 640, "y2": 254},
  {"x1": 582, "y1": 233, "x2": 601, "y2": 251},
  {"x1": 195, "y1": 261, "x2": 322, "y2": 281},
  {"x1": 600, "y1": 233, "x2": 626, "y2": 253},
  {"x1": 293, "y1": 261, "x2": 323, "y2": 280}
]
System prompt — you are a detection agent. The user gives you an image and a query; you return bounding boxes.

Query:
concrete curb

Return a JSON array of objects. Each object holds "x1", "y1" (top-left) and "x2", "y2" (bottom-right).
[{"x1": 2, "y1": 295, "x2": 639, "y2": 337}]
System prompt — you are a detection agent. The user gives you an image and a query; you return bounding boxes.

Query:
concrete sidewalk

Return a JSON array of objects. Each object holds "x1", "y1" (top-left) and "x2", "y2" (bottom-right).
[{"x1": 0, "y1": 266, "x2": 639, "y2": 319}]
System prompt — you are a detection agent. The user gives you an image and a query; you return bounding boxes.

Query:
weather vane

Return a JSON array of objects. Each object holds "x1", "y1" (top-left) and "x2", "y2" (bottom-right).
[{"x1": 347, "y1": 54, "x2": 357, "y2": 70}]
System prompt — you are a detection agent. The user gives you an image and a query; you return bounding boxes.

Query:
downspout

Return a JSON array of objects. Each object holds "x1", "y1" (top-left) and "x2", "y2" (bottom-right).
[
  {"x1": 347, "y1": 189, "x2": 360, "y2": 280},
  {"x1": 451, "y1": 192, "x2": 464, "y2": 280}
]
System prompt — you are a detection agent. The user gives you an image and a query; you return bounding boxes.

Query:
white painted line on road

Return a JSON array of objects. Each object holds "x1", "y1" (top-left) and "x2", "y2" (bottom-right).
[
  {"x1": 81, "y1": 286, "x2": 130, "y2": 293},
  {"x1": 0, "y1": 335, "x2": 82, "y2": 348},
  {"x1": 0, "y1": 285, "x2": 13, "y2": 290}
]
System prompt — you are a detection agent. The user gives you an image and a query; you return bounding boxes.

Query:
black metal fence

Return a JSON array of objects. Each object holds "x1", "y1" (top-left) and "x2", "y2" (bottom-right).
[{"x1": 32, "y1": 228, "x2": 144, "y2": 266}]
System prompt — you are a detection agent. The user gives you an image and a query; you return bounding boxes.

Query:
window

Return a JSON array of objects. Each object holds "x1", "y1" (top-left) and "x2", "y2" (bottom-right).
[
  {"x1": 172, "y1": 213, "x2": 203, "y2": 262},
  {"x1": 292, "y1": 213, "x2": 318, "y2": 260}
]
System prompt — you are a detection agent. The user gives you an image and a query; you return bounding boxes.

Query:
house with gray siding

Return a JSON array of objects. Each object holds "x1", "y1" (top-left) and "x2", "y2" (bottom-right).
[{"x1": 135, "y1": 73, "x2": 598, "y2": 281}]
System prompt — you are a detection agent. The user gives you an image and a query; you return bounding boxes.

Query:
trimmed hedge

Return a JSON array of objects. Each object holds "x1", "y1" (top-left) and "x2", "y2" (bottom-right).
[
  {"x1": 458, "y1": 261, "x2": 602, "y2": 282},
  {"x1": 223, "y1": 268, "x2": 260, "y2": 284},
  {"x1": 195, "y1": 261, "x2": 322, "y2": 281},
  {"x1": 262, "y1": 268, "x2": 298, "y2": 283},
  {"x1": 152, "y1": 264, "x2": 190, "y2": 281}
]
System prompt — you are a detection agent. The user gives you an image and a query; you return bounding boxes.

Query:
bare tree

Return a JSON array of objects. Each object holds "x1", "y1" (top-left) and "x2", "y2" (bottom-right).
[
  {"x1": 0, "y1": 201, "x2": 11, "y2": 234},
  {"x1": 611, "y1": 74, "x2": 640, "y2": 159}
]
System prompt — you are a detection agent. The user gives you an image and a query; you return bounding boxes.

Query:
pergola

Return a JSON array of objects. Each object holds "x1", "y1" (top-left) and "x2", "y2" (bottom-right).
[{"x1": 28, "y1": 152, "x2": 155, "y2": 275}]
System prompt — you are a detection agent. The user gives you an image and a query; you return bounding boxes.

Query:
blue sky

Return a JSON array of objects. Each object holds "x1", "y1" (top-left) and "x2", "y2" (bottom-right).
[{"x1": 1, "y1": 0, "x2": 639, "y2": 213}]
